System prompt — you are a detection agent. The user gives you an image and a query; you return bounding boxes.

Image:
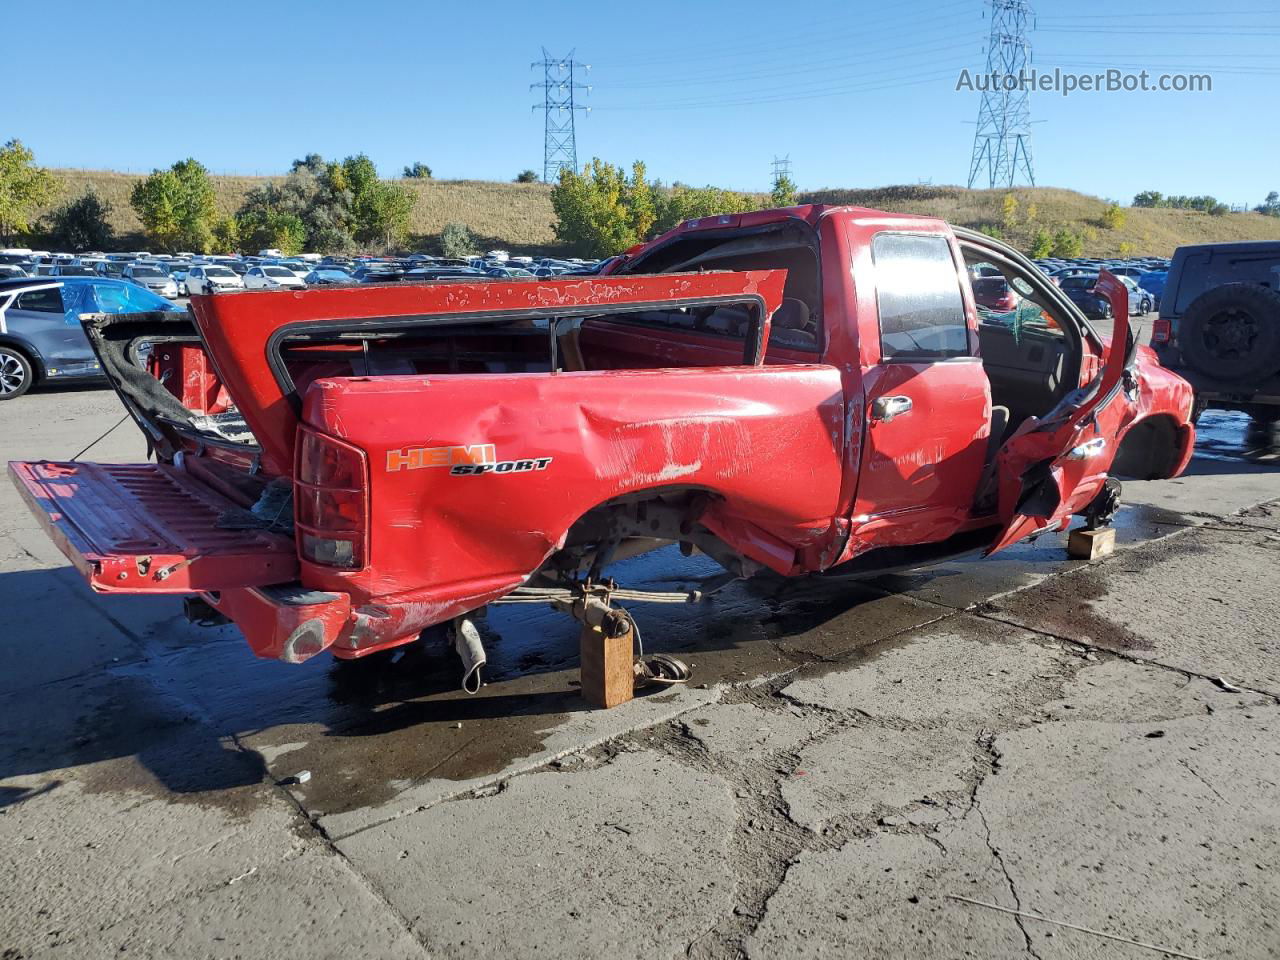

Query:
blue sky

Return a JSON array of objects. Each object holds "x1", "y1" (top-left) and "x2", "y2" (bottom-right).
[{"x1": 9, "y1": 0, "x2": 1279, "y2": 206}]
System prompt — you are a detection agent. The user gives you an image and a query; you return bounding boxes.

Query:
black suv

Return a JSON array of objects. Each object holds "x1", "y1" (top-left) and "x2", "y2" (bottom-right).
[{"x1": 1152, "y1": 241, "x2": 1280, "y2": 450}]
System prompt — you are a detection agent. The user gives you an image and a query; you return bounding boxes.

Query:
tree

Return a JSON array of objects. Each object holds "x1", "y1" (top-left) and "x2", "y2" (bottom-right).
[
  {"x1": 212, "y1": 216, "x2": 239, "y2": 253},
  {"x1": 1256, "y1": 191, "x2": 1280, "y2": 217},
  {"x1": 770, "y1": 173, "x2": 797, "y2": 207},
  {"x1": 1132, "y1": 191, "x2": 1163, "y2": 208},
  {"x1": 130, "y1": 158, "x2": 219, "y2": 253},
  {"x1": 1051, "y1": 227, "x2": 1084, "y2": 259},
  {"x1": 345, "y1": 154, "x2": 414, "y2": 247},
  {"x1": 652, "y1": 183, "x2": 757, "y2": 234},
  {"x1": 0, "y1": 139, "x2": 57, "y2": 243},
  {"x1": 439, "y1": 222, "x2": 476, "y2": 259},
  {"x1": 515, "y1": 170, "x2": 539, "y2": 184},
  {"x1": 235, "y1": 206, "x2": 306, "y2": 255},
  {"x1": 1029, "y1": 228, "x2": 1054, "y2": 258},
  {"x1": 402, "y1": 162, "x2": 432, "y2": 179},
  {"x1": 1001, "y1": 193, "x2": 1019, "y2": 230},
  {"x1": 551, "y1": 159, "x2": 659, "y2": 259},
  {"x1": 45, "y1": 189, "x2": 113, "y2": 251},
  {"x1": 1101, "y1": 203, "x2": 1127, "y2": 230}
]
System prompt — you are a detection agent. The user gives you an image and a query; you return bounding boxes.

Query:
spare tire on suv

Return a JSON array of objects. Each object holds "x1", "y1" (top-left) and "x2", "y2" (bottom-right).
[{"x1": 1178, "y1": 282, "x2": 1280, "y2": 382}]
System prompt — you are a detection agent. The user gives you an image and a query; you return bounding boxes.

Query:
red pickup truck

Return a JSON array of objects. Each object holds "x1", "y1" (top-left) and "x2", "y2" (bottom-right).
[{"x1": 10, "y1": 205, "x2": 1195, "y2": 678}]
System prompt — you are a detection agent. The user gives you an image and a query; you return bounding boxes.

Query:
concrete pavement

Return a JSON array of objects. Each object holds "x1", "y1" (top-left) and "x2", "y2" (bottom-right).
[{"x1": 2, "y1": 385, "x2": 1279, "y2": 959}]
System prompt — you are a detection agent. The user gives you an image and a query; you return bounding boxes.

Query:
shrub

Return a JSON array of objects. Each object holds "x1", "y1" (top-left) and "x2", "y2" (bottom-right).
[
  {"x1": 1001, "y1": 193, "x2": 1019, "y2": 230},
  {"x1": 439, "y1": 222, "x2": 476, "y2": 259},
  {"x1": 1051, "y1": 228, "x2": 1084, "y2": 258},
  {"x1": 402, "y1": 162, "x2": 432, "y2": 179},
  {"x1": 770, "y1": 173, "x2": 797, "y2": 207},
  {"x1": 976, "y1": 223, "x2": 1005, "y2": 240},
  {"x1": 45, "y1": 189, "x2": 113, "y2": 251},
  {"x1": 1101, "y1": 203, "x2": 1127, "y2": 230},
  {"x1": 1029, "y1": 228, "x2": 1054, "y2": 258},
  {"x1": 515, "y1": 170, "x2": 539, "y2": 184}
]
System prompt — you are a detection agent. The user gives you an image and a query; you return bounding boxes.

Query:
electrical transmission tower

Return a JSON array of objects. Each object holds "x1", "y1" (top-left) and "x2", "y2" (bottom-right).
[
  {"x1": 967, "y1": 0, "x2": 1035, "y2": 189},
  {"x1": 531, "y1": 48, "x2": 590, "y2": 183},
  {"x1": 771, "y1": 155, "x2": 793, "y2": 183}
]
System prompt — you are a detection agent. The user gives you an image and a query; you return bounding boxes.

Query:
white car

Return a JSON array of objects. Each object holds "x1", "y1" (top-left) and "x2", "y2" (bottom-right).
[
  {"x1": 186, "y1": 264, "x2": 245, "y2": 295},
  {"x1": 243, "y1": 265, "x2": 306, "y2": 290}
]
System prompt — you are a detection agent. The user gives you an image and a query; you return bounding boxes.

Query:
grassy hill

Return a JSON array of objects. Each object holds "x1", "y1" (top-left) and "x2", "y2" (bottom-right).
[{"x1": 40, "y1": 169, "x2": 1280, "y2": 258}]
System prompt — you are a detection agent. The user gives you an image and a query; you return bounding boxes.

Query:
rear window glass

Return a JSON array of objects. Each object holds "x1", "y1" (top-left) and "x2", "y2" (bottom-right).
[{"x1": 871, "y1": 233, "x2": 969, "y2": 360}]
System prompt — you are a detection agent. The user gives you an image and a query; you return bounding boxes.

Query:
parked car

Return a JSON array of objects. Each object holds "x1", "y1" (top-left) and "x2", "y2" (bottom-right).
[
  {"x1": 94, "y1": 261, "x2": 127, "y2": 279},
  {"x1": 0, "y1": 277, "x2": 181, "y2": 399},
  {"x1": 50, "y1": 264, "x2": 96, "y2": 278},
  {"x1": 186, "y1": 264, "x2": 245, "y2": 294},
  {"x1": 122, "y1": 263, "x2": 180, "y2": 299},
  {"x1": 352, "y1": 265, "x2": 405, "y2": 283},
  {"x1": 0, "y1": 265, "x2": 28, "y2": 280},
  {"x1": 970, "y1": 275, "x2": 1019, "y2": 313},
  {"x1": 1152, "y1": 241, "x2": 1280, "y2": 448},
  {"x1": 1058, "y1": 274, "x2": 1146, "y2": 318},
  {"x1": 1137, "y1": 271, "x2": 1167, "y2": 310},
  {"x1": 303, "y1": 268, "x2": 353, "y2": 285},
  {"x1": 243, "y1": 265, "x2": 306, "y2": 290},
  {"x1": 6, "y1": 205, "x2": 1193, "y2": 681}
]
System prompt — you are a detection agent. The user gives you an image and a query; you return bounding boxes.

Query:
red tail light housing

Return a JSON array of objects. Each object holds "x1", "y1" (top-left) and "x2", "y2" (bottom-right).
[
  {"x1": 295, "y1": 428, "x2": 368, "y2": 569},
  {"x1": 1151, "y1": 316, "x2": 1172, "y2": 346}
]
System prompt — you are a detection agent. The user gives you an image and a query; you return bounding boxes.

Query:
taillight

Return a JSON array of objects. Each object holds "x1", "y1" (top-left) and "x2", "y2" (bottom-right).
[
  {"x1": 295, "y1": 429, "x2": 368, "y2": 569},
  {"x1": 1152, "y1": 316, "x2": 1172, "y2": 346}
]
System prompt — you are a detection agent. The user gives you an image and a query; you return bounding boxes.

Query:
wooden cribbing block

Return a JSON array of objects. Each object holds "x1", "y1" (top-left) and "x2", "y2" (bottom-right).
[
  {"x1": 579, "y1": 622, "x2": 634, "y2": 709},
  {"x1": 1067, "y1": 526, "x2": 1116, "y2": 561}
]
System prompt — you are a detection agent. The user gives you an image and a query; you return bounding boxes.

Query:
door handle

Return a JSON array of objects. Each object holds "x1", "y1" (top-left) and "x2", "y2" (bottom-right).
[{"x1": 871, "y1": 395, "x2": 913, "y2": 423}]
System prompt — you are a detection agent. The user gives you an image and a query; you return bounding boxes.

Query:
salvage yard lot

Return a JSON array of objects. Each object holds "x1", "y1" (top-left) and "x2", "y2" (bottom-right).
[{"x1": 3, "y1": 385, "x2": 1280, "y2": 960}]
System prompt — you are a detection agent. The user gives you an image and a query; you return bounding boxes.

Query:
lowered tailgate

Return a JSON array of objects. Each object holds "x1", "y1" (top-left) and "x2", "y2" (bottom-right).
[{"x1": 9, "y1": 460, "x2": 298, "y2": 593}]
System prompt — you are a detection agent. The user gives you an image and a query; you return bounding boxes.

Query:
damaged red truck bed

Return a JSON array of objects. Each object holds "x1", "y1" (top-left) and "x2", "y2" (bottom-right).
[{"x1": 9, "y1": 205, "x2": 1196, "y2": 678}]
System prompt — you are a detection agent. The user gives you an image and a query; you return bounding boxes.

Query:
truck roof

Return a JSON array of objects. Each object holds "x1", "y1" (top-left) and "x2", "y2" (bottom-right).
[{"x1": 1171, "y1": 240, "x2": 1280, "y2": 257}]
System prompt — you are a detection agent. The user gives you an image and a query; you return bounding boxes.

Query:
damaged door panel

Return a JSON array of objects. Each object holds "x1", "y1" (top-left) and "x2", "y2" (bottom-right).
[{"x1": 9, "y1": 210, "x2": 1196, "y2": 685}]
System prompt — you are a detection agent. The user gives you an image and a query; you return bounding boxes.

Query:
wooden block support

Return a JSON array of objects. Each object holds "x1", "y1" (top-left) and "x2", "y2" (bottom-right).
[
  {"x1": 579, "y1": 622, "x2": 635, "y2": 709},
  {"x1": 1068, "y1": 526, "x2": 1116, "y2": 561}
]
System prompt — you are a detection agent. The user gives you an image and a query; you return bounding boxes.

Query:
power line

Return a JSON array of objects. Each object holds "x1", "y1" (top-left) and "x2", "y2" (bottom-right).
[
  {"x1": 967, "y1": 0, "x2": 1035, "y2": 189},
  {"x1": 531, "y1": 48, "x2": 590, "y2": 184}
]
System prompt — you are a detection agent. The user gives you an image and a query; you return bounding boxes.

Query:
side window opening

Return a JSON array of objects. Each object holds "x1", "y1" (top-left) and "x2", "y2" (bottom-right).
[
  {"x1": 871, "y1": 233, "x2": 970, "y2": 361},
  {"x1": 962, "y1": 246, "x2": 1083, "y2": 432},
  {"x1": 16, "y1": 288, "x2": 64, "y2": 313}
]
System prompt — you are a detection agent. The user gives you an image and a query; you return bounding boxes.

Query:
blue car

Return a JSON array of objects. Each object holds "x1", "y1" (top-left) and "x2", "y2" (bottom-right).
[
  {"x1": 1137, "y1": 271, "x2": 1168, "y2": 310},
  {"x1": 0, "y1": 277, "x2": 181, "y2": 400}
]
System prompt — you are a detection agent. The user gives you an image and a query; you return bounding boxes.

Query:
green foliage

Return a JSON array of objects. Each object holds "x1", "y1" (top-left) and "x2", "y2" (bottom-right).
[
  {"x1": 45, "y1": 189, "x2": 113, "y2": 251},
  {"x1": 130, "y1": 158, "x2": 218, "y2": 252},
  {"x1": 551, "y1": 159, "x2": 658, "y2": 259},
  {"x1": 1130, "y1": 190, "x2": 1228, "y2": 215},
  {"x1": 0, "y1": 139, "x2": 57, "y2": 243},
  {"x1": 439, "y1": 222, "x2": 476, "y2": 258},
  {"x1": 1118, "y1": 241, "x2": 1135, "y2": 257},
  {"x1": 233, "y1": 153, "x2": 415, "y2": 253},
  {"x1": 1051, "y1": 227, "x2": 1085, "y2": 259},
  {"x1": 212, "y1": 216, "x2": 239, "y2": 253},
  {"x1": 403, "y1": 162, "x2": 433, "y2": 179},
  {"x1": 515, "y1": 170, "x2": 539, "y2": 183},
  {"x1": 770, "y1": 173, "x2": 797, "y2": 207},
  {"x1": 976, "y1": 223, "x2": 1005, "y2": 240},
  {"x1": 1255, "y1": 191, "x2": 1280, "y2": 217},
  {"x1": 1001, "y1": 193, "x2": 1019, "y2": 230},
  {"x1": 1029, "y1": 228, "x2": 1054, "y2": 258},
  {"x1": 652, "y1": 184, "x2": 757, "y2": 234},
  {"x1": 1101, "y1": 202, "x2": 1127, "y2": 230}
]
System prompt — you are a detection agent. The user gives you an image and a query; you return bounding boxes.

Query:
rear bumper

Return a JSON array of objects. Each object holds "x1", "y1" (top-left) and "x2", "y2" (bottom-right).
[{"x1": 203, "y1": 584, "x2": 351, "y2": 663}]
